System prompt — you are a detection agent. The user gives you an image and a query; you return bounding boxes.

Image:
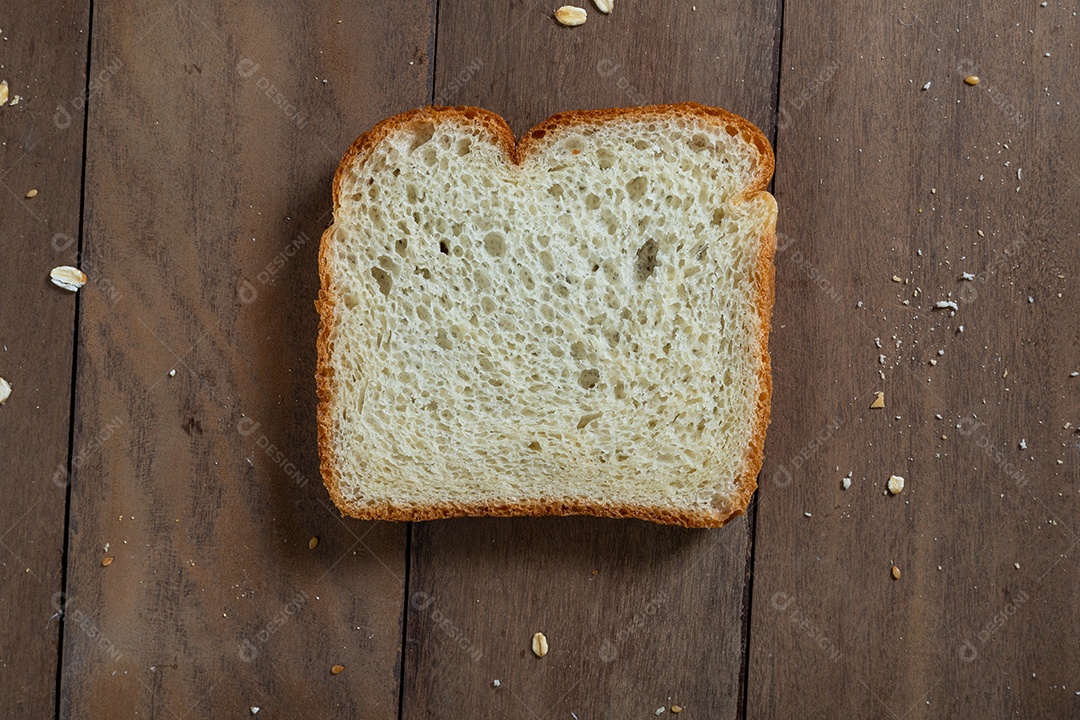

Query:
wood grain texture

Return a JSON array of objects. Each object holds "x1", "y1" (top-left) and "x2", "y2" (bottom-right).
[
  {"x1": 748, "y1": 0, "x2": 1080, "y2": 717},
  {"x1": 401, "y1": 0, "x2": 781, "y2": 716},
  {"x1": 57, "y1": 1, "x2": 433, "y2": 716},
  {"x1": 0, "y1": 1, "x2": 90, "y2": 715},
  {"x1": 4, "y1": 0, "x2": 1075, "y2": 716}
]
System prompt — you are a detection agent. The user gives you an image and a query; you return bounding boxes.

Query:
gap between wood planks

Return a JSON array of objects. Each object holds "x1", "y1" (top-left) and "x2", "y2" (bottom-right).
[{"x1": 54, "y1": 1, "x2": 98, "y2": 718}]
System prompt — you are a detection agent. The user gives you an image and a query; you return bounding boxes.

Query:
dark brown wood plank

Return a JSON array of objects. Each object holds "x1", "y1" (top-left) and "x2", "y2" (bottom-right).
[
  {"x1": 749, "y1": 1, "x2": 1080, "y2": 716},
  {"x1": 58, "y1": 1, "x2": 434, "y2": 716},
  {"x1": 0, "y1": 2, "x2": 91, "y2": 715},
  {"x1": 402, "y1": 1, "x2": 781, "y2": 717}
]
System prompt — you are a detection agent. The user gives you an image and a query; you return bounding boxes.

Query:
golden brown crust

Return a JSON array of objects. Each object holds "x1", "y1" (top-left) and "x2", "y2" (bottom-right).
[
  {"x1": 315, "y1": 223, "x2": 346, "y2": 515},
  {"x1": 331, "y1": 496, "x2": 733, "y2": 529},
  {"x1": 317, "y1": 103, "x2": 776, "y2": 529},
  {"x1": 721, "y1": 199, "x2": 777, "y2": 523}
]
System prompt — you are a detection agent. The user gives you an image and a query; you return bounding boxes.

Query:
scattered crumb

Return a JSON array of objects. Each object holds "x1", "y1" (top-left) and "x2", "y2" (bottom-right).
[
  {"x1": 25, "y1": 189, "x2": 37, "y2": 199},
  {"x1": 309, "y1": 536, "x2": 319, "y2": 550},
  {"x1": 492, "y1": 679, "x2": 501, "y2": 688},
  {"x1": 891, "y1": 565, "x2": 902, "y2": 579},
  {"x1": 250, "y1": 708, "x2": 260, "y2": 716},
  {"x1": 842, "y1": 476, "x2": 852, "y2": 491},
  {"x1": 532, "y1": 632, "x2": 549, "y2": 658},
  {"x1": 101, "y1": 557, "x2": 114, "y2": 567},
  {"x1": 888, "y1": 475, "x2": 905, "y2": 495},
  {"x1": 0, "y1": 377, "x2": 10, "y2": 404},
  {"x1": 330, "y1": 664, "x2": 344, "y2": 675},
  {"x1": 870, "y1": 391, "x2": 885, "y2": 409},
  {"x1": 1019, "y1": 439, "x2": 1027, "y2": 450},
  {"x1": 671, "y1": 707, "x2": 683, "y2": 715},
  {"x1": 655, "y1": 708, "x2": 666, "y2": 716},
  {"x1": 168, "y1": 369, "x2": 176, "y2": 377},
  {"x1": 921, "y1": 81, "x2": 931, "y2": 91},
  {"x1": 804, "y1": 511, "x2": 812, "y2": 518}
]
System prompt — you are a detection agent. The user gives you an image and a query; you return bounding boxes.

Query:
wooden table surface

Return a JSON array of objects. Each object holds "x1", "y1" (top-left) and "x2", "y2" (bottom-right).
[{"x1": 2, "y1": 0, "x2": 1077, "y2": 717}]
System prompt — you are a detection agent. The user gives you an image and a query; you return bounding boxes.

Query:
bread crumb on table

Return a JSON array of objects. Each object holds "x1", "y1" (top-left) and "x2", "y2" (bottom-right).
[
  {"x1": 554, "y1": 6, "x2": 587, "y2": 25},
  {"x1": 532, "y1": 632, "x2": 548, "y2": 658},
  {"x1": 888, "y1": 475, "x2": 905, "y2": 495}
]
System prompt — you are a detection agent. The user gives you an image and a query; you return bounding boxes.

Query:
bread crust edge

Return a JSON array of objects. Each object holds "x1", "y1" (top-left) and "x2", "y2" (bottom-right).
[{"x1": 317, "y1": 102, "x2": 776, "y2": 529}]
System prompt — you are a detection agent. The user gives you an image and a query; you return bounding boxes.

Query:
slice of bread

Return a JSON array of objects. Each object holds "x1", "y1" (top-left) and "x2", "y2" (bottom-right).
[{"x1": 317, "y1": 103, "x2": 776, "y2": 528}]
